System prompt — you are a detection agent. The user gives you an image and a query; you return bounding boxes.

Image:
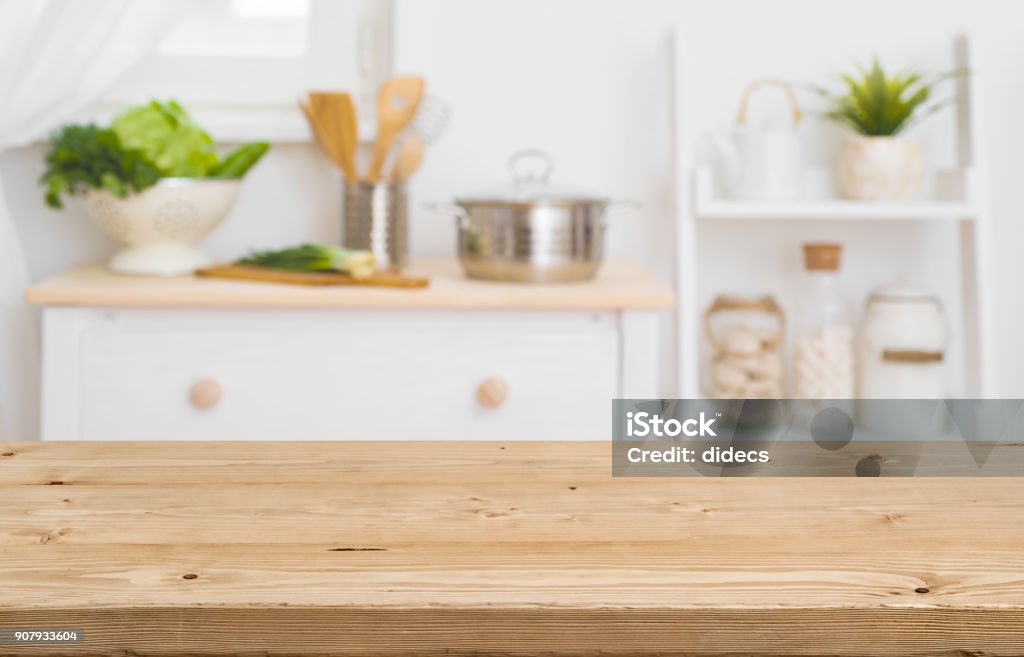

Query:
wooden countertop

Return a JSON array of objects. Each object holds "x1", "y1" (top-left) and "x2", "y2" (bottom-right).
[
  {"x1": 1, "y1": 441, "x2": 1022, "y2": 656},
  {"x1": 25, "y1": 259, "x2": 674, "y2": 311}
]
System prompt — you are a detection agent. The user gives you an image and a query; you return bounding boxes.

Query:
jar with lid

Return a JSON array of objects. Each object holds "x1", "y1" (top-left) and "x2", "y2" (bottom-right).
[
  {"x1": 793, "y1": 243, "x2": 855, "y2": 398},
  {"x1": 703, "y1": 295, "x2": 786, "y2": 399},
  {"x1": 858, "y1": 285, "x2": 947, "y2": 398}
]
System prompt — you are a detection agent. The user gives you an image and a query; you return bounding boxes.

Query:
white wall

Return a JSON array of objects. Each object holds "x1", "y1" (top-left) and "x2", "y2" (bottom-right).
[
  {"x1": 5, "y1": 0, "x2": 1024, "y2": 398},
  {"x1": 392, "y1": 0, "x2": 1024, "y2": 395}
]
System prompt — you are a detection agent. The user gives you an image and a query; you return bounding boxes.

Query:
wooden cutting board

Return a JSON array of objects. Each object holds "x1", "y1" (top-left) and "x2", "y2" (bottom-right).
[{"x1": 195, "y1": 264, "x2": 429, "y2": 288}]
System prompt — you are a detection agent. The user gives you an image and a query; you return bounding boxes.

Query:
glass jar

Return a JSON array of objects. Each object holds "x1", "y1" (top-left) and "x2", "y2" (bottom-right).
[
  {"x1": 703, "y1": 295, "x2": 785, "y2": 399},
  {"x1": 858, "y1": 286, "x2": 947, "y2": 399},
  {"x1": 793, "y1": 243, "x2": 855, "y2": 398}
]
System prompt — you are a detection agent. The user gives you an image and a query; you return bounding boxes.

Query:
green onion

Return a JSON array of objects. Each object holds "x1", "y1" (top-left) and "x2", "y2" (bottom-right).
[{"x1": 239, "y1": 244, "x2": 376, "y2": 279}]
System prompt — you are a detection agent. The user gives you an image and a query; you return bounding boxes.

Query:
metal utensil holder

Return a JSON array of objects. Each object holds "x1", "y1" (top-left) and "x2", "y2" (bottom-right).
[{"x1": 343, "y1": 181, "x2": 408, "y2": 270}]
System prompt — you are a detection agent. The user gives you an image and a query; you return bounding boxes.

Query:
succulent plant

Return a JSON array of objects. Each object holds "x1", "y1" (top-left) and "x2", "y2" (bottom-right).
[{"x1": 814, "y1": 58, "x2": 959, "y2": 136}]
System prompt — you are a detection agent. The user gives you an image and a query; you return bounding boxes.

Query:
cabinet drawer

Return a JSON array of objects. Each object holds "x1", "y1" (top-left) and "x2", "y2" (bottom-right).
[{"x1": 76, "y1": 311, "x2": 618, "y2": 440}]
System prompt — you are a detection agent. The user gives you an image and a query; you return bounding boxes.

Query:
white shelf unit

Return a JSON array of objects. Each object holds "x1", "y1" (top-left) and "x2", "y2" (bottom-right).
[
  {"x1": 694, "y1": 166, "x2": 979, "y2": 222},
  {"x1": 673, "y1": 32, "x2": 996, "y2": 398}
]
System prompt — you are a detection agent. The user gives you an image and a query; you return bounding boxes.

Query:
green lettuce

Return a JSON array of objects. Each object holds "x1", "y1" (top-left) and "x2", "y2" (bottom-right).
[{"x1": 111, "y1": 100, "x2": 219, "y2": 177}]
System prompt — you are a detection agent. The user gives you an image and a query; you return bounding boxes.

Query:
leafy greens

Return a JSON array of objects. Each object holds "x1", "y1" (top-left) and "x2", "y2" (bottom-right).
[
  {"x1": 41, "y1": 124, "x2": 161, "y2": 209},
  {"x1": 111, "y1": 100, "x2": 219, "y2": 177},
  {"x1": 41, "y1": 99, "x2": 270, "y2": 209}
]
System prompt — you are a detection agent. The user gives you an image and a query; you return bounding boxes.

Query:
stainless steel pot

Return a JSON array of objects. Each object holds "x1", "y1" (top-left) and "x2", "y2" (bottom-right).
[{"x1": 429, "y1": 150, "x2": 630, "y2": 283}]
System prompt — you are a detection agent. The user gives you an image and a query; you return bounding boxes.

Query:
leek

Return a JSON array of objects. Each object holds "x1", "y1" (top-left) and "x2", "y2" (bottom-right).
[{"x1": 239, "y1": 244, "x2": 376, "y2": 279}]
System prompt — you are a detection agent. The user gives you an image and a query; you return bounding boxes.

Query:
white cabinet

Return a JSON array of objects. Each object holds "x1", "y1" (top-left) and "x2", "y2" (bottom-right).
[
  {"x1": 31, "y1": 260, "x2": 673, "y2": 441},
  {"x1": 71, "y1": 311, "x2": 616, "y2": 440}
]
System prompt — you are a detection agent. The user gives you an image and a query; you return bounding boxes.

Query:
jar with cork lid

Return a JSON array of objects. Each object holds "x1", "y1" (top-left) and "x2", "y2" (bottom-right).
[
  {"x1": 703, "y1": 295, "x2": 786, "y2": 399},
  {"x1": 793, "y1": 243, "x2": 855, "y2": 398}
]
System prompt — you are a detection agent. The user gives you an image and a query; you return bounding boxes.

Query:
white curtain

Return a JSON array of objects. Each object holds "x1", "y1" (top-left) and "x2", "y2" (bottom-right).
[{"x1": 0, "y1": 0, "x2": 192, "y2": 440}]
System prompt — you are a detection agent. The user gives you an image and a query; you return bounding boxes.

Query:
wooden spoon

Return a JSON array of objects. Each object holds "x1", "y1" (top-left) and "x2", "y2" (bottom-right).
[
  {"x1": 309, "y1": 92, "x2": 360, "y2": 181},
  {"x1": 389, "y1": 133, "x2": 424, "y2": 183},
  {"x1": 299, "y1": 99, "x2": 342, "y2": 170},
  {"x1": 367, "y1": 77, "x2": 425, "y2": 182}
]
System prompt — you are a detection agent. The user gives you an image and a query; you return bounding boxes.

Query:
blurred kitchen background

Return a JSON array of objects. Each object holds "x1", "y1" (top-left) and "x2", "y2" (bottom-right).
[{"x1": 3, "y1": 0, "x2": 1024, "y2": 440}]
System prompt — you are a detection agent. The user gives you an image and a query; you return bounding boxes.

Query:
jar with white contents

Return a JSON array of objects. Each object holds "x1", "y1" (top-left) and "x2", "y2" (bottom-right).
[
  {"x1": 703, "y1": 295, "x2": 786, "y2": 399},
  {"x1": 793, "y1": 243, "x2": 855, "y2": 399},
  {"x1": 858, "y1": 286, "x2": 947, "y2": 399}
]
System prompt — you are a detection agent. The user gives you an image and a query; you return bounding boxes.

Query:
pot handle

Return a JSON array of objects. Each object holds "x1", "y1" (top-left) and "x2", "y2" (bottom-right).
[
  {"x1": 422, "y1": 202, "x2": 471, "y2": 229},
  {"x1": 508, "y1": 149, "x2": 555, "y2": 185}
]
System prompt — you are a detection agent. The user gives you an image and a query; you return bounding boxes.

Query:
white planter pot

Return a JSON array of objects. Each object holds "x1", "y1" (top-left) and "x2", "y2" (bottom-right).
[
  {"x1": 85, "y1": 178, "x2": 242, "y2": 276},
  {"x1": 839, "y1": 136, "x2": 924, "y2": 201}
]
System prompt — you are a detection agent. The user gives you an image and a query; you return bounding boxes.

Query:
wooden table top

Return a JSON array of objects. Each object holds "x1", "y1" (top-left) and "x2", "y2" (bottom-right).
[
  {"x1": 1, "y1": 441, "x2": 1022, "y2": 656},
  {"x1": 25, "y1": 259, "x2": 675, "y2": 311}
]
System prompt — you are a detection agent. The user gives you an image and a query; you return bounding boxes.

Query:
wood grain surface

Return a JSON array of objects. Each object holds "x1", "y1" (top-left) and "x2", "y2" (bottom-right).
[
  {"x1": 0, "y1": 441, "x2": 1021, "y2": 656},
  {"x1": 25, "y1": 259, "x2": 674, "y2": 310}
]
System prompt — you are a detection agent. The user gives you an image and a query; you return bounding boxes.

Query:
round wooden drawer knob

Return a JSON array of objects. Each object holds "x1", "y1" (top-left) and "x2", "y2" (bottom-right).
[
  {"x1": 476, "y1": 377, "x2": 509, "y2": 409},
  {"x1": 189, "y1": 378, "x2": 222, "y2": 411}
]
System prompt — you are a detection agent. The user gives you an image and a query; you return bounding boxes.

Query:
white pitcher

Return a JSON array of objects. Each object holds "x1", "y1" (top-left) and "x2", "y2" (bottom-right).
[{"x1": 710, "y1": 79, "x2": 803, "y2": 201}]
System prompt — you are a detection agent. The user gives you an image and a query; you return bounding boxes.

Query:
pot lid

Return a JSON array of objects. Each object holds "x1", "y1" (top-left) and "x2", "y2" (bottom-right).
[{"x1": 456, "y1": 149, "x2": 608, "y2": 204}]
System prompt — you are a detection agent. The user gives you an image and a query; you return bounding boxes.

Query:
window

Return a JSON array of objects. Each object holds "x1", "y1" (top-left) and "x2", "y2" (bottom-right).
[
  {"x1": 96, "y1": 0, "x2": 392, "y2": 141},
  {"x1": 159, "y1": 0, "x2": 313, "y2": 57}
]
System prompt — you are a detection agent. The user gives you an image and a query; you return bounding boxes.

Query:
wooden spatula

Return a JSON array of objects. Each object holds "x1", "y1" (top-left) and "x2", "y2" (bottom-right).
[
  {"x1": 367, "y1": 77, "x2": 425, "y2": 182},
  {"x1": 299, "y1": 99, "x2": 344, "y2": 173},
  {"x1": 389, "y1": 133, "x2": 425, "y2": 183},
  {"x1": 309, "y1": 92, "x2": 360, "y2": 181}
]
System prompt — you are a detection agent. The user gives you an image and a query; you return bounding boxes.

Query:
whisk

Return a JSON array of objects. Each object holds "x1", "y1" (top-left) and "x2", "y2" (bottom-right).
[
  {"x1": 409, "y1": 94, "x2": 451, "y2": 144},
  {"x1": 385, "y1": 94, "x2": 451, "y2": 182}
]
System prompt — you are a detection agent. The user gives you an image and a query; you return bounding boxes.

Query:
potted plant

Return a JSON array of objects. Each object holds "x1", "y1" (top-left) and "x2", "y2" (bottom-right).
[
  {"x1": 41, "y1": 100, "x2": 269, "y2": 275},
  {"x1": 815, "y1": 59, "x2": 956, "y2": 201}
]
